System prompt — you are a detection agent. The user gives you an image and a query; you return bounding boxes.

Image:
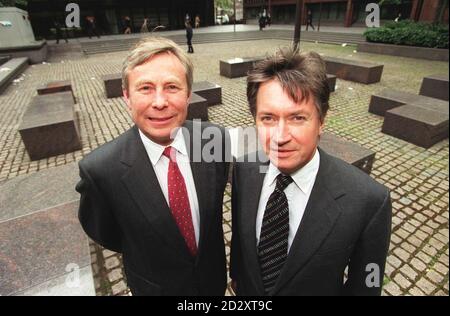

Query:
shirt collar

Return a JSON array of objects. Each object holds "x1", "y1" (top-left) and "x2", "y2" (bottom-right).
[
  {"x1": 138, "y1": 127, "x2": 188, "y2": 166},
  {"x1": 267, "y1": 148, "x2": 320, "y2": 194}
]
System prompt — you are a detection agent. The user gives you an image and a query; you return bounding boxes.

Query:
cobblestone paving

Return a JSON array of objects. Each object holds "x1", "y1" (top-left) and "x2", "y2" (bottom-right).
[{"x1": 1, "y1": 39, "x2": 448, "y2": 296}]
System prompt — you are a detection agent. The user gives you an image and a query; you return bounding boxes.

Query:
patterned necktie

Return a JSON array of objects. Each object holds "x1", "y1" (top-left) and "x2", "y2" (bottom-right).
[
  {"x1": 258, "y1": 173, "x2": 293, "y2": 295},
  {"x1": 163, "y1": 146, "x2": 198, "y2": 257}
]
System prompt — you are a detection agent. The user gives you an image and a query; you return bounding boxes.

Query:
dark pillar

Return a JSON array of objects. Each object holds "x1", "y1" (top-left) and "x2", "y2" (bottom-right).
[{"x1": 344, "y1": 0, "x2": 354, "y2": 27}]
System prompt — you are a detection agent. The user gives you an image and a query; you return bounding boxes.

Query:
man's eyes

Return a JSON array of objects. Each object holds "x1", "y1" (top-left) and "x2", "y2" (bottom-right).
[
  {"x1": 167, "y1": 85, "x2": 180, "y2": 91},
  {"x1": 260, "y1": 116, "x2": 274, "y2": 122},
  {"x1": 293, "y1": 115, "x2": 306, "y2": 121},
  {"x1": 137, "y1": 85, "x2": 180, "y2": 92}
]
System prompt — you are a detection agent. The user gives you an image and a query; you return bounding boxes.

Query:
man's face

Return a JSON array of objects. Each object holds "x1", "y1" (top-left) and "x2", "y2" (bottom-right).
[
  {"x1": 255, "y1": 79, "x2": 324, "y2": 174},
  {"x1": 123, "y1": 52, "x2": 189, "y2": 146}
]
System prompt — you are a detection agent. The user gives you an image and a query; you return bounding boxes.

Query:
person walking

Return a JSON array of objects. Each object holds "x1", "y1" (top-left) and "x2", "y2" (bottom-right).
[
  {"x1": 185, "y1": 20, "x2": 194, "y2": 54},
  {"x1": 86, "y1": 16, "x2": 100, "y2": 38},
  {"x1": 54, "y1": 20, "x2": 68, "y2": 44},
  {"x1": 141, "y1": 17, "x2": 149, "y2": 33},
  {"x1": 195, "y1": 15, "x2": 200, "y2": 28},
  {"x1": 307, "y1": 10, "x2": 315, "y2": 31},
  {"x1": 124, "y1": 16, "x2": 132, "y2": 34}
]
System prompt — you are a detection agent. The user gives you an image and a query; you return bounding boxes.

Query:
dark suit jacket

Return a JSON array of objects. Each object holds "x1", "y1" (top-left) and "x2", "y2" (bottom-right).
[
  {"x1": 230, "y1": 148, "x2": 392, "y2": 296},
  {"x1": 76, "y1": 121, "x2": 230, "y2": 295}
]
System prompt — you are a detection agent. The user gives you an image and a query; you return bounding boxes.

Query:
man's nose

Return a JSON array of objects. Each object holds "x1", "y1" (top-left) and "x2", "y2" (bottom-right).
[
  {"x1": 152, "y1": 88, "x2": 168, "y2": 109},
  {"x1": 272, "y1": 121, "x2": 291, "y2": 145}
]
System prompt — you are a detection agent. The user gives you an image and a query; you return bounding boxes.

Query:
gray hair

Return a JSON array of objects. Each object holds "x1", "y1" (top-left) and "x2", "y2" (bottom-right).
[
  {"x1": 247, "y1": 47, "x2": 330, "y2": 123},
  {"x1": 122, "y1": 36, "x2": 194, "y2": 94}
]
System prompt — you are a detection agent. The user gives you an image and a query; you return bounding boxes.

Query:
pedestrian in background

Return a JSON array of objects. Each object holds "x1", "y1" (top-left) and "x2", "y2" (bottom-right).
[
  {"x1": 141, "y1": 17, "x2": 149, "y2": 33},
  {"x1": 195, "y1": 15, "x2": 201, "y2": 28},
  {"x1": 124, "y1": 16, "x2": 132, "y2": 34},
  {"x1": 185, "y1": 20, "x2": 194, "y2": 54},
  {"x1": 54, "y1": 20, "x2": 68, "y2": 44},
  {"x1": 307, "y1": 10, "x2": 315, "y2": 31},
  {"x1": 86, "y1": 16, "x2": 100, "y2": 38}
]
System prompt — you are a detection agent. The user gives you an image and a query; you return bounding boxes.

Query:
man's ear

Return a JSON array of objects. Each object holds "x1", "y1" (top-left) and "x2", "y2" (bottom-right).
[
  {"x1": 319, "y1": 116, "x2": 326, "y2": 135},
  {"x1": 123, "y1": 89, "x2": 131, "y2": 109}
]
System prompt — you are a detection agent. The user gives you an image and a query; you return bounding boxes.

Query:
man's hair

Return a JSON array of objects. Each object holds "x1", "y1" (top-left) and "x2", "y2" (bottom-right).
[
  {"x1": 122, "y1": 36, "x2": 194, "y2": 94},
  {"x1": 247, "y1": 47, "x2": 330, "y2": 123}
]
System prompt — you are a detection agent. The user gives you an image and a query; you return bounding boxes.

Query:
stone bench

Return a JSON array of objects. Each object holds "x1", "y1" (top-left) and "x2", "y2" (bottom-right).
[
  {"x1": 319, "y1": 132, "x2": 375, "y2": 174},
  {"x1": 327, "y1": 74, "x2": 336, "y2": 92},
  {"x1": 369, "y1": 88, "x2": 449, "y2": 116},
  {"x1": 102, "y1": 73, "x2": 123, "y2": 98},
  {"x1": 19, "y1": 91, "x2": 82, "y2": 160},
  {"x1": 220, "y1": 57, "x2": 263, "y2": 78},
  {"x1": 382, "y1": 103, "x2": 449, "y2": 148},
  {"x1": 37, "y1": 80, "x2": 76, "y2": 103},
  {"x1": 0, "y1": 57, "x2": 29, "y2": 94},
  {"x1": 419, "y1": 74, "x2": 449, "y2": 101},
  {"x1": 192, "y1": 81, "x2": 222, "y2": 106},
  {"x1": 187, "y1": 93, "x2": 208, "y2": 121},
  {"x1": 324, "y1": 56, "x2": 383, "y2": 84}
]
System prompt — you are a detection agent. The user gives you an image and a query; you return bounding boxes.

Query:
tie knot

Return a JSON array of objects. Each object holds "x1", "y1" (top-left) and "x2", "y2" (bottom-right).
[
  {"x1": 276, "y1": 174, "x2": 293, "y2": 192},
  {"x1": 163, "y1": 146, "x2": 176, "y2": 162}
]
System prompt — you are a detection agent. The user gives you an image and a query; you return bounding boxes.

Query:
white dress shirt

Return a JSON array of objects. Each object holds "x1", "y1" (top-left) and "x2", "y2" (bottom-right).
[
  {"x1": 256, "y1": 149, "x2": 320, "y2": 253},
  {"x1": 139, "y1": 128, "x2": 200, "y2": 246}
]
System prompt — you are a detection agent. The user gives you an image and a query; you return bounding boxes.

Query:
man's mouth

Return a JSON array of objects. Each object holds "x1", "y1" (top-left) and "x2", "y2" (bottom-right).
[
  {"x1": 270, "y1": 148, "x2": 295, "y2": 158},
  {"x1": 148, "y1": 115, "x2": 174, "y2": 123}
]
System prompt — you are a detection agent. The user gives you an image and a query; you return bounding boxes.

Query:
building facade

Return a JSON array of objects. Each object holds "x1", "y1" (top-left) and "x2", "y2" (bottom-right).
[
  {"x1": 244, "y1": 0, "x2": 449, "y2": 26},
  {"x1": 27, "y1": 0, "x2": 214, "y2": 39}
]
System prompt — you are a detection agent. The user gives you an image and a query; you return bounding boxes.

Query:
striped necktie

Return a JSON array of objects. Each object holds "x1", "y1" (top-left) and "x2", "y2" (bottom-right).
[{"x1": 258, "y1": 173, "x2": 293, "y2": 294}]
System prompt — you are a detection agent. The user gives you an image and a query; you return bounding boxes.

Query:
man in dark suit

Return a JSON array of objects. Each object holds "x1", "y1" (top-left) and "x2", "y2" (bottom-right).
[
  {"x1": 76, "y1": 37, "x2": 230, "y2": 295},
  {"x1": 230, "y1": 47, "x2": 392, "y2": 296}
]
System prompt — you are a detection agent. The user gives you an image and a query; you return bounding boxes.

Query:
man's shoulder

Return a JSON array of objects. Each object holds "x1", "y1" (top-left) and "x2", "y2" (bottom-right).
[
  {"x1": 322, "y1": 150, "x2": 388, "y2": 200},
  {"x1": 79, "y1": 126, "x2": 136, "y2": 171}
]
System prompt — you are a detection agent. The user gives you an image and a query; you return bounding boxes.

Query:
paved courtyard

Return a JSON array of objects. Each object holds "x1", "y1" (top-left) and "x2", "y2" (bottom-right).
[{"x1": 0, "y1": 37, "x2": 448, "y2": 296}]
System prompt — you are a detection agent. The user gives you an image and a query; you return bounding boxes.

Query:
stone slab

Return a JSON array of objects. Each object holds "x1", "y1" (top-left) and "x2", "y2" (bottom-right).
[
  {"x1": 102, "y1": 73, "x2": 123, "y2": 98},
  {"x1": 14, "y1": 265, "x2": 95, "y2": 296},
  {"x1": 220, "y1": 57, "x2": 263, "y2": 78},
  {"x1": 192, "y1": 81, "x2": 222, "y2": 106},
  {"x1": 419, "y1": 74, "x2": 449, "y2": 101},
  {"x1": 37, "y1": 80, "x2": 76, "y2": 103},
  {"x1": 0, "y1": 201, "x2": 92, "y2": 296},
  {"x1": 187, "y1": 93, "x2": 208, "y2": 121},
  {"x1": 382, "y1": 104, "x2": 449, "y2": 148},
  {"x1": 369, "y1": 89, "x2": 449, "y2": 116},
  {"x1": 0, "y1": 162, "x2": 80, "y2": 222},
  {"x1": 327, "y1": 74, "x2": 336, "y2": 92},
  {"x1": 319, "y1": 132, "x2": 375, "y2": 174},
  {"x1": 324, "y1": 56, "x2": 383, "y2": 84},
  {"x1": 19, "y1": 91, "x2": 82, "y2": 160}
]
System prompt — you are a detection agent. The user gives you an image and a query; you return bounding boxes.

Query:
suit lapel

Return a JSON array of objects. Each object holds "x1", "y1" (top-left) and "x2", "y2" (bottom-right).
[
  {"x1": 240, "y1": 160, "x2": 267, "y2": 294},
  {"x1": 120, "y1": 126, "x2": 193, "y2": 261},
  {"x1": 272, "y1": 149, "x2": 345, "y2": 295}
]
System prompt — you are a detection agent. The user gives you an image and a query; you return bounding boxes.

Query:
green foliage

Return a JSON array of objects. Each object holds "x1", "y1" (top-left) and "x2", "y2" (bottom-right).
[
  {"x1": 0, "y1": 0, "x2": 28, "y2": 8},
  {"x1": 378, "y1": 0, "x2": 401, "y2": 5},
  {"x1": 215, "y1": 0, "x2": 233, "y2": 10},
  {"x1": 364, "y1": 20, "x2": 449, "y2": 48}
]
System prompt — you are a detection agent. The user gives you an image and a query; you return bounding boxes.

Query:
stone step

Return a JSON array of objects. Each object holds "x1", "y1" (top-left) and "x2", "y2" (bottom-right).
[{"x1": 0, "y1": 57, "x2": 29, "y2": 94}]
